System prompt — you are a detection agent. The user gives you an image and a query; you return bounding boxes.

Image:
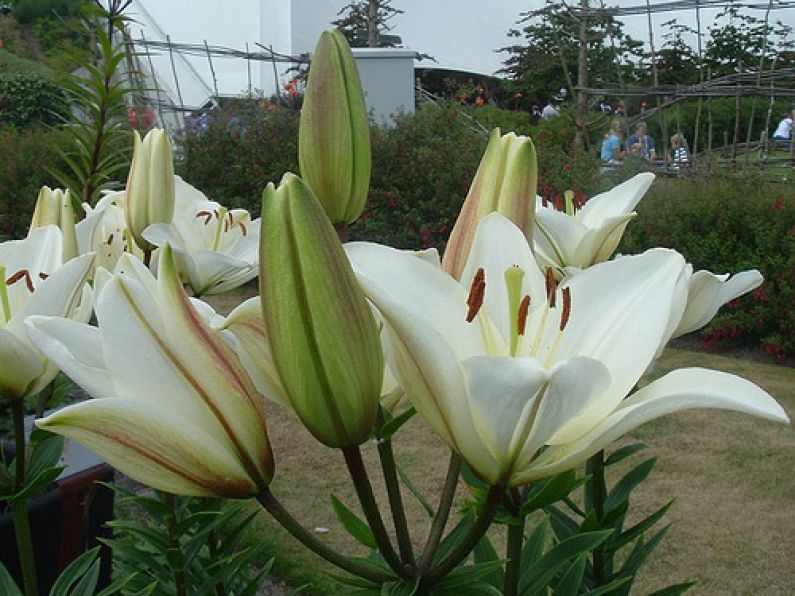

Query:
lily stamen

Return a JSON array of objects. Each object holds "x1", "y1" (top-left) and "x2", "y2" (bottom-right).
[
  {"x1": 545, "y1": 267, "x2": 557, "y2": 308},
  {"x1": 559, "y1": 287, "x2": 571, "y2": 331},
  {"x1": 518, "y1": 295, "x2": 530, "y2": 336},
  {"x1": 239, "y1": 222, "x2": 248, "y2": 236},
  {"x1": 466, "y1": 268, "x2": 486, "y2": 323},
  {"x1": 6, "y1": 269, "x2": 35, "y2": 293},
  {"x1": 38, "y1": 272, "x2": 49, "y2": 280},
  {"x1": 196, "y1": 210, "x2": 213, "y2": 225},
  {"x1": 107, "y1": 233, "x2": 114, "y2": 245}
]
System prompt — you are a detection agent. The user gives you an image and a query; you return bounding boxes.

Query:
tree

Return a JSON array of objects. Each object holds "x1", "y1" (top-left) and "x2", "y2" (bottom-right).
[
  {"x1": 500, "y1": 1, "x2": 643, "y2": 108},
  {"x1": 332, "y1": 0, "x2": 403, "y2": 48}
]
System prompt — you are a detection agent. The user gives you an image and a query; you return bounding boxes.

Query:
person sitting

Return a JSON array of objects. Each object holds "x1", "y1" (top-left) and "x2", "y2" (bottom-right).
[
  {"x1": 625, "y1": 121, "x2": 656, "y2": 160},
  {"x1": 772, "y1": 110, "x2": 793, "y2": 142},
  {"x1": 600, "y1": 119, "x2": 625, "y2": 165},
  {"x1": 541, "y1": 99, "x2": 560, "y2": 120},
  {"x1": 670, "y1": 133, "x2": 690, "y2": 170}
]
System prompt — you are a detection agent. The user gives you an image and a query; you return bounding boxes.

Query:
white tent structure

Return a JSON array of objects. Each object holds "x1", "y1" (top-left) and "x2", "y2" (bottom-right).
[{"x1": 129, "y1": 0, "x2": 529, "y2": 113}]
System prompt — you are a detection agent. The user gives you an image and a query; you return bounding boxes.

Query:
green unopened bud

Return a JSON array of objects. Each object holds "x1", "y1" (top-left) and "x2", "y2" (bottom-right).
[
  {"x1": 124, "y1": 129, "x2": 176, "y2": 252},
  {"x1": 442, "y1": 128, "x2": 537, "y2": 279},
  {"x1": 299, "y1": 29, "x2": 371, "y2": 224},
  {"x1": 29, "y1": 186, "x2": 78, "y2": 260},
  {"x1": 260, "y1": 173, "x2": 383, "y2": 447}
]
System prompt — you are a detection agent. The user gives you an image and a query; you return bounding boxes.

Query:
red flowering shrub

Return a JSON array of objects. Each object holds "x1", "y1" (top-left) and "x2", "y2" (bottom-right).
[{"x1": 620, "y1": 176, "x2": 795, "y2": 359}]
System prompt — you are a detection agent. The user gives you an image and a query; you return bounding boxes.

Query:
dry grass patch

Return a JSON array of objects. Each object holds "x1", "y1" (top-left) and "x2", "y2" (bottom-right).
[{"x1": 206, "y1": 290, "x2": 794, "y2": 594}]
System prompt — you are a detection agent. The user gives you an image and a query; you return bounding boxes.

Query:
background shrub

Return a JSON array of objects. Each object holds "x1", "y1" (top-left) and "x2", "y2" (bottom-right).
[
  {"x1": 0, "y1": 125, "x2": 72, "y2": 239},
  {"x1": 0, "y1": 73, "x2": 66, "y2": 128},
  {"x1": 621, "y1": 175, "x2": 795, "y2": 359}
]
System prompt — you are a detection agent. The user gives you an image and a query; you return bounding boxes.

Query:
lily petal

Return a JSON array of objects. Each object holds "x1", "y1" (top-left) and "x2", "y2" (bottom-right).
[
  {"x1": 576, "y1": 173, "x2": 654, "y2": 227},
  {"x1": 0, "y1": 328, "x2": 44, "y2": 400}
]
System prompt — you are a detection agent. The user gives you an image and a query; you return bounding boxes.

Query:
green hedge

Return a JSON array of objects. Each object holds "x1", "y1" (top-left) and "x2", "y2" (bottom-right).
[
  {"x1": 0, "y1": 73, "x2": 66, "y2": 128},
  {"x1": 0, "y1": 125, "x2": 72, "y2": 240},
  {"x1": 620, "y1": 175, "x2": 795, "y2": 359}
]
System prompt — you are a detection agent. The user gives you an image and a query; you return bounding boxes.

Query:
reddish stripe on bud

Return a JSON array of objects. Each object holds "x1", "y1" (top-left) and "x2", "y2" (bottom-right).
[
  {"x1": 518, "y1": 294, "x2": 530, "y2": 335},
  {"x1": 545, "y1": 267, "x2": 557, "y2": 308},
  {"x1": 559, "y1": 287, "x2": 571, "y2": 331},
  {"x1": 466, "y1": 268, "x2": 486, "y2": 323}
]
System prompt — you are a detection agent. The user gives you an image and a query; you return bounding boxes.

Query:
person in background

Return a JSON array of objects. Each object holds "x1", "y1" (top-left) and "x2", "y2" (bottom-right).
[
  {"x1": 600, "y1": 119, "x2": 625, "y2": 165},
  {"x1": 670, "y1": 133, "x2": 690, "y2": 170},
  {"x1": 541, "y1": 98, "x2": 560, "y2": 120},
  {"x1": 626, "y1": 121, "x2": 657, "y2": 160},
  {"x1": 772, "y1": 109, "x2": 793, "y2": 141}
]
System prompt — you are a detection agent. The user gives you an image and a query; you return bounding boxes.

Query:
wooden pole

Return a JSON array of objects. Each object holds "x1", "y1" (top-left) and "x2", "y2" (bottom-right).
[
  {"x1": 166, "y1": 34, "x2": 185, "y2": 110},
  {"x1": 743, "y1": 0, "x2": 774, "y2": 166},
  {"x1": 575, "y1": 0, "x2": 590, "y2": 150},
  {"x1": 367, "y1": 0, "x2": 380, "y2": 47},
  {"x1": 731, "y1": 60, "x2": 742, "y2": 162},
  {"x1": 245, "y1": 42, "x2": 252, "y2": 96},
  {"x1": 693, "y1": 0, "x2": 704, "y2": 160},
  {"x1": 645, "y1": 0, "x2": 668, "y2": 162}
]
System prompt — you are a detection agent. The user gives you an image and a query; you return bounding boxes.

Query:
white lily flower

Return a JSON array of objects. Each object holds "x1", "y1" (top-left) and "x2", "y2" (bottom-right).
[
  {"x1": 0, "y1": 227, "x2": 94, "y2": 400},
  {"x1": 534, "y1": 173, "x2": 654, "y2": 278},
  {"x1": 27, "y1": 246, "x2": 273, "y2": 498},
  {"x1": 345, "y1": 213, "x2": 788, "y2": 486},
  {"x1": 143, "y1": 178, "x2": 260, "y2": 296},
  {"x1": 76, "y1": 191, "x2": 141, "y2": 271}
]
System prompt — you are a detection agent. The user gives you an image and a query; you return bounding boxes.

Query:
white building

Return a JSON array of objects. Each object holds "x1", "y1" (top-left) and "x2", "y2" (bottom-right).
[{"x1": 129, "y1": 0, "x2": 531, "y2": 120}]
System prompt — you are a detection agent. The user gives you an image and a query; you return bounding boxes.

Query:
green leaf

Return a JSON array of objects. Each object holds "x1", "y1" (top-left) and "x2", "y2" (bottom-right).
[
  {"x1": 544, "y1": 505, "x2": 579, "y2": 541},
  {"x1": 520, "y1": 470, "x2": 582, "y2": 516},
  {"x1": 435, "y1": 562, "x2": 506, "y2": 590},
  {"x1": 11, "y1": 467, "x2": 63, "y2": 503},
  {"x1": 396, "y1": 463, "x2": 436, "y2": 519},
  {"x1": 520, "y1": 517, "x2": 549, "y2": 570},
  {"x1": 49, "y1": 546, "x2": 100, "y2": 596},
  {"x1": 380, "y1": 577, "x2": 419, "y2": 595},
  {"x1": 379, "y1": 407, "x2": 416, "y2": 440},
  {"x1": 331, "y1": 495, "x2": 378, "y2": 549},
  {"x1": 473, "y1": 535, "x2": 504, "y2": 588},
  {"x1": 519, "y1": 530, "x2": 613, "y2": 595},
  {"x1": 433, "y1": 582, "x2": 503, "y2": 595},
  {"x1": 433, "y1": 511, "x2": 476, "y2": 564},
  {"x1": 552, "y1": 553, "x2": 587, "y2": 596},
  {"x1": 0, "y1": 562, "x2": 23, "y2": 596},
  {"x1": 604, "y1": 443, "x2": 646, "y2": 466},
  {"x1": 648, "y1": 580, "x2": 697, "y2": 595},
  {"x1": 584, "y1": 576, "x2": 633, "y2": 595},
  {"x1": 609, "y1": 500, "x2": 673, "y2": 552},
  {"x1": 604, "y1": 458, "x2": 657, "y2": 514},
  {"x1": 26, "y1": 430, "x2": 64, "y2": 480}
]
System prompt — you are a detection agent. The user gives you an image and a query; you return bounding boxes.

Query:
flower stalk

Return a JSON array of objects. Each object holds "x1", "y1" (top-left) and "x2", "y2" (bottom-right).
[
  {"x1": 504, "y1": 517, "x2": 525, "y2": 596},
  {"x1": 11, "y1": 400, "x2": 38, "y2": 596},
  {"x1": 416, "y1": 453, "x2": 461, "y2": 573}
]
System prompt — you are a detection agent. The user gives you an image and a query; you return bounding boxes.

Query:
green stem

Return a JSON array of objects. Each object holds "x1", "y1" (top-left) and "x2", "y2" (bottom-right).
[
  {"x1": 164, "y1": 493, "x2": 187, "y2": 596},
  {"x1": 589, "y1": 449, "x2": 609, "y2": 584},
  {"x1": 376, "y1": 411, "x2": 415, "y2": 567},
  {"x1": 207, "y1": 527, "x2": 227, "y2": 596},
  {"x1": 504, "y1": 518, "x2": 525, "y2": 596},
  {"x1": 420, "y1": 485, "x2": 505, "y2": 586},
  {"x1": 11, "y1": 400, "x2": 38, "y2": 596},
  {"x1": 417, "y1": 452, "x2": 461, "y2": 573},
  {"x1": 256, "y1": 488, "x2": 395, "y2": 583},
  {"x1": 342, "y1": 446, "x2": 410, "y2": 579},
  {"x1": 35, "y1": 383, "x2": 53, "y2": 419},
  {"x1": 143, "y1": 249, "x2": 153, "y2": 268}
]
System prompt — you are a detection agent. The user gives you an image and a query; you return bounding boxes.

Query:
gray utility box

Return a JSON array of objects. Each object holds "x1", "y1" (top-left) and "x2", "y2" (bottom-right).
[{"x1": 352, "y1": 48, "x2": 416, "y2": 125}]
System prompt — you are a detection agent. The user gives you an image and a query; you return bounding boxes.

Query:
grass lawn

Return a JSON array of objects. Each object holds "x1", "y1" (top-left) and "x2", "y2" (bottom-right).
[{"x1": 207, "y1": 290, "x2": 795, "y2": 595}]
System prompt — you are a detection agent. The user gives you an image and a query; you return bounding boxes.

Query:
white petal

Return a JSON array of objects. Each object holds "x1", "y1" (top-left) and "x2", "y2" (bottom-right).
[
  {"x1": 461, "y1": 213, "x2": 545, "y2": 344},
  {"x1": 675, "y1": 269, "x2": 763, "y2": 337},
  {"x1": 522, "y1": 367, "x2": 789, "y2": 482},
  {"x1": 36, "y1": 399, "x2": 261, "y2": 497},
  {"x1": 534, "y1": 209, "x2": 588, "y2": 269},
  {"x1": 25, "y1": 316, "x2": 113, "y2": 399},
  {"x1": 550, "y1": 249, "x2": 685, "y2": 420},
  {"x1": 463, "y1": 356, "x2": 548, "y2": 483},
  {"x1": 0, "y1": 328, "x2": 44, "y2": 399},
  {"x1": 577, "y1": 173, "x2": 654, "y2": 227}
]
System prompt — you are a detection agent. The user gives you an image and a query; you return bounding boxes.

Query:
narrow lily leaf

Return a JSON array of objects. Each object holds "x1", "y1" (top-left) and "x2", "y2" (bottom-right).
[
  {"x1": 610, "y1": 500, "x2": 673, "y2": 552},
  {"x1": 520, "y1": 470, "x2": 580, "y2": 516},
  {"x1": 0, "y1": 562, "x2": 22, "y2": 596},
  {"x1": 379, "y1": 577, "x2": 419, "y2": 595},
  {"x1": 604, "y1": 443, "x2": 646, "y2": 466},
  {"x1": 26, "y1": 431, "x2": 64, "y2": 482},
  {"x1": 395, "y1": 463, "x2": 435, "y2": 519},
  {"x1": 584, "y1": 576, "x2": 633, "y2": 595},
  {"x1": 552, "y1": 553, "x2": 587, "y2": 596},
  {"x1": 331, "y1": 495, "x2": 378, "y2": 549},
  {"x1": 648, "y1": 581, "x2": 697, "y2": 595},
  {"x1": 544, "y1": 505, "x2": 579, "y2": 541},
  {"x1": 49, "y1": 546, "x2": 100, "y2": 596},
  {"x1": 433, "y1": 511, "x2": 476, "y2": 564},
  {"x1": 519, "y1": 530, "x2": 613, "y2": 595},
  {"x1": 520, "y1": 517, "x2": 550, "y2": 570},
  {"x1": 435, "y1": 562, "x2": 506, "y2": 590},
  {"x1": 604, "y1": 458, "x2": 657, "y2": 514},
  {"x1": 379, "y1": 406, "x2": 416, "y2": 440},
  {"x1": 473, "y1": 535, "x2": 504, "y2": 588}
]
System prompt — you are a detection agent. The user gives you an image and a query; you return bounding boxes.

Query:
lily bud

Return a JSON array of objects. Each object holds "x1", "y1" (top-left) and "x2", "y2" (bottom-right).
[
  {"x1": 299, "y1": 29, "x2": 371, "y2": 224},
  {"x1": 124, "y1": 129, "x2": 176, "y2": 252},
  {"x1": 442, "y1": 128, "x2": 537, "y2": 279},
  {"x1": 29, "y1": 187, "x2": 78, "y2": 261},
  {"x1": 260, "y1": 173, "x2": 383, "y2": 447}
]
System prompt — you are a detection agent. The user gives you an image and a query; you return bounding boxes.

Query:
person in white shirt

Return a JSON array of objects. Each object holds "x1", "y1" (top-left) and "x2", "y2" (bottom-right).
[
  {"x1": 772, "y1": 110, "x2": 794, "y2": 140},
  {"x1": 541, "y1": 100, "x2": 560, "y2": 120}
]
